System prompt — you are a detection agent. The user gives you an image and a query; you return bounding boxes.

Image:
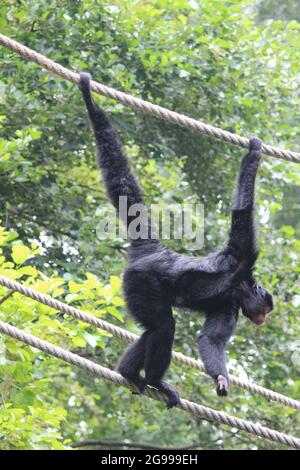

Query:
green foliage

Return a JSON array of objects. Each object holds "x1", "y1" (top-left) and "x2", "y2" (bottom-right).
[
  {"x1": 0, "y1": 0, "x2": 299, "y2": 450},
  {"x1": 256, "y1": 0, "x2": 300, "y2": 22},
  {"x1": 0, "y1": 227, "x2": 125, "y2": 449}
]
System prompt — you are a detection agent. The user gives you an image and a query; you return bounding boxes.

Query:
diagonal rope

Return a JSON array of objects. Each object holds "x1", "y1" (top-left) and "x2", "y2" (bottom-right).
[
  {"x1": 0, "y1": 33, "x2": 299, "y2": 164},
  {"x1": 0, "y1": 275, "x2": 299, "y2": 411},
  {"x1": 0, "y1": 319, "x2": 299, "y2": 449}
]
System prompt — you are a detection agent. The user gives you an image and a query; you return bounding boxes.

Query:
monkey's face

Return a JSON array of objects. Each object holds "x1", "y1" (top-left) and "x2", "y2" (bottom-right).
[{"x1": 239, "y1": 281, "x2": 274, "y2": 325}]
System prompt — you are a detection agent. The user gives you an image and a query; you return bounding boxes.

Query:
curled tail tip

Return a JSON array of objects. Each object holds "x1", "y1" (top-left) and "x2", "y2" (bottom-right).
[
  {"x1": 78, "y1": 71, "x2": 92, "y2": 93},
  {"x1": 249, "y1": 136, "x2": 262, "y2": 152},
  {"x1": 78, "y1": 72, "x2": 96, "y2": 114}
]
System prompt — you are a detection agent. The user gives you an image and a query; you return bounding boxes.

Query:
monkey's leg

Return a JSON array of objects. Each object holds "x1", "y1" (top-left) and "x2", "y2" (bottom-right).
[
  {"x1": 197, "y1": 310, "x2": 237, "y2": 396},
  {"x1": 144, "y1": 317, "x2": 179, "y2": 408},
  {"x1": 117, "y1": 332, "x2": 148, "y2": 392},
  {"x1": 123, "y1": 270, "x2": 179, "y2": 407}
]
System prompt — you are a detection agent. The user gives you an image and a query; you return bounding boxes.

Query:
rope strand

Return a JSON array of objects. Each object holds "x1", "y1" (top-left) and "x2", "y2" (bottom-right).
[
  {"x1": 0, "y1": 33, "x2": 299, "y2": 163},
  {"x1": 0, "y1": 319, "x2": 299, "y2": 449},
  {"x1": 0, "y1": 275, "x2": 299, "y2": 411}
]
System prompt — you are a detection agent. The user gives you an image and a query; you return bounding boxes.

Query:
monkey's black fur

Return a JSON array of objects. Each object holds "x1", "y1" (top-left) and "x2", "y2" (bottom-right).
[{"x1": 79, "y1": 73, "x2": 274, "y2": 408}]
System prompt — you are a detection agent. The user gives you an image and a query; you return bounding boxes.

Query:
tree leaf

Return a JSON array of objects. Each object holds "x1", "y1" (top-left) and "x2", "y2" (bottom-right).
[{"x1": 11, "y1": 244, "x2": 30, "y2": 264}]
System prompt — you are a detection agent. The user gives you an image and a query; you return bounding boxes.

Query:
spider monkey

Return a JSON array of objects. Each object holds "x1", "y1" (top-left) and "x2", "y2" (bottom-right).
[{"x1": 78, "y1": 72, "x2": 274, "y2": 408}]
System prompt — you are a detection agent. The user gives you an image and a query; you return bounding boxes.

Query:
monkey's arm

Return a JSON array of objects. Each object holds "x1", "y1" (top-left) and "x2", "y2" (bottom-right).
[
  {"x1": 228, "y1": 137, "x2": 262, "y2": 260},
  {"x1": 197, "y1": 309, "x2": 238, "y2": 396}
]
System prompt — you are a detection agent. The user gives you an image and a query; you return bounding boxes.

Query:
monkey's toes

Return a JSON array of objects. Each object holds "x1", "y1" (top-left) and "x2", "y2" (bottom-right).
[
  {"x1": 216, "y1": 375, "x2": 229, "y2": 397},
  {"x1": 157, "y1": 382, "x2": 180, "y2": 408},
  {"x1": 249, "y1": 136, "x2": 262, "y2": 152},
  {"x1": 167, "y1": 395, "x2": 180, "y2": 410},
  {"x1": 166, "y1": 392, "x2": 180, "y2": 409},
  {"x1": 130, "y1": 377, "x2": 146, "y2": 395}
]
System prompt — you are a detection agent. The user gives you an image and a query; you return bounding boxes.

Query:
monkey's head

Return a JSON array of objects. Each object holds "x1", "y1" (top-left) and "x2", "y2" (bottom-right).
[{"x1": 239, "y1": 280, "x2": 274, "y2": 325}]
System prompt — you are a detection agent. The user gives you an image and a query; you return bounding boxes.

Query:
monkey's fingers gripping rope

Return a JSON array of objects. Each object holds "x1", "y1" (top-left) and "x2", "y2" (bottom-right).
[
  {"x1": 0, "y1": 33, "x2": 299, "y2": 163},
  {"x1": 0, "y1": 319, "x2": 299, "y2": 450},
  {"x1": 0, "y1": 275, "x2": 299, "y2": 411}
]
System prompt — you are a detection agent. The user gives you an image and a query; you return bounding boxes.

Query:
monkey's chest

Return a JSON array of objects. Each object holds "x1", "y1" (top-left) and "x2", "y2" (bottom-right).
[
  {"x1": 174, "y1": 294, "x2": 230, "y2": 312},
  {"x1": 172, "y1": 279, "x2": 234, "y2": 313}
]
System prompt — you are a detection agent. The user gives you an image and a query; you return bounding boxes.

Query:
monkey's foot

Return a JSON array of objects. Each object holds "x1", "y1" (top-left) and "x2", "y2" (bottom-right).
[
  {"x1": 153, "y1": 382, "x2": 180, "y2": 409},
  {"x1": 130, "y1": 376, "x2": 146, "y2": 395},
  {"x1": 216, "y1": 375, "x2": 229, "y2": 397},
  {"x1": 118, "y1": 370, "x2": 146, "y2": 395}
]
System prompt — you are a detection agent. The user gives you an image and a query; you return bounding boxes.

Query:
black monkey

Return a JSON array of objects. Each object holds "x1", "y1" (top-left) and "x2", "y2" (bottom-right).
[{"x1": 78, "y1": 73, "x2": 274, "y2": 408}]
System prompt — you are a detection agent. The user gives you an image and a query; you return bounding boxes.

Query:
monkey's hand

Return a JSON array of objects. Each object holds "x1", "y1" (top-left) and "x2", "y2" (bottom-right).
[{"x1": 216, "y1": 375, "x2": 229, "y2": 397}]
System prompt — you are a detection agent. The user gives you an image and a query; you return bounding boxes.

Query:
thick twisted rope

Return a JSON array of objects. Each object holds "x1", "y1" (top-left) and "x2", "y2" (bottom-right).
[
  {"x1": 0, "y1": 33, "x2": 299, "y2": 164},
  {"x1": 0, "y1": 275, "x2": 299, "y2": 411},
  {"x1": 0, "y1": 320, "x2": 299, "y2": 449}
]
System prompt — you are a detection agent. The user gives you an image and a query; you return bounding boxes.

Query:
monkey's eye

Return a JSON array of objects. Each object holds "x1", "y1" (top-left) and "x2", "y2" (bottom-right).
[{"x1": 255, "y1": 284, "x2": 266, "y2": 298}]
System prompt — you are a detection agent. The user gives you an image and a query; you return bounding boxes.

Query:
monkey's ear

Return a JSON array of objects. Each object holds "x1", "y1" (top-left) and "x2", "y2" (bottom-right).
[{"x1": 249, "y1": 136, "x2": 262, "y2": 152}]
